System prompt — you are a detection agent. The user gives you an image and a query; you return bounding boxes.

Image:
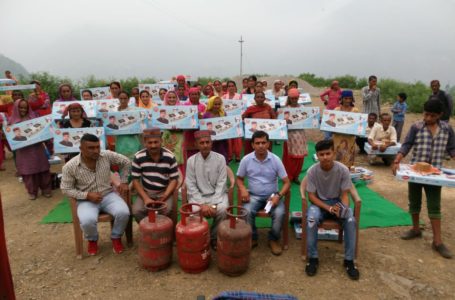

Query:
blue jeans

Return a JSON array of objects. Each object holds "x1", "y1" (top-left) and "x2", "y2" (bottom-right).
[
  {"x1": 77, "y1": 192, "x2": 130, "y2": 241},
  {"x1": 243, "y1": 194, "x2": 285, "y2": 241},
  {"x1": 306, "y1": 198, "x2": 356, "y2": 260}
]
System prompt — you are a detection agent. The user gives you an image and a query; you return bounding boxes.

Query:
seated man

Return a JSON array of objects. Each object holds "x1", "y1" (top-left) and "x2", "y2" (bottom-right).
[
  {"x1": 131, "y1": 128, "x2": 179, "y2": 222},
  {"x1": 355, "y1": 112, "x2": 378, "y2": 154},
  {"x1": 237, "y1": 130, "x2": 290, "y2": 255},
  {"x1": 368, "y1": 112, "x2": 397, "y2": 165},
  {"x1": 304, "y1": 139, "x2": 359, "y2": 280},
  {"x1": 61, "y1": 133, "x2": 131, "y2": 256},
  {"x1": 185, "y1": 130, "x2": 228, "y2": 250}
]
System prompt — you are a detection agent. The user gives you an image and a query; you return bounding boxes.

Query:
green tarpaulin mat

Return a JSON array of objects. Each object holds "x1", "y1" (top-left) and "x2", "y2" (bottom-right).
[{"x1": 41, "y1": 142, "x2": 412, "y2": 228}]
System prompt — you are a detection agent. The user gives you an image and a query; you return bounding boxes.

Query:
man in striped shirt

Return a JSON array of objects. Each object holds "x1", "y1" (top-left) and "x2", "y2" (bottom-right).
[{"x1": 131, "y1": 128, "x2": 179, "y2": 223}]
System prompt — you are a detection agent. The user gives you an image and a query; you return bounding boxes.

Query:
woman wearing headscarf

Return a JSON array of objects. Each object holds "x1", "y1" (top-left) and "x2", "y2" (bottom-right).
[
  {"x1": 8, "y1": 99, "x2": 52, "y2": 200},
  {"x1": 114, "y1": 91, "x2": 142, "y2": 162},
  {"x1": 183, "y1": 87, "x2": 206, "y2": 166},
  {"x1": 60, "y1": 102, "x2": 92, "y2": 162},
  {"x1": 137, "y1": 90, "x2": 156, "y2": 109},
  {"x1": 320, "y1": 80, "x2": 342, "y2": 110},
  {"x1": 202, "y1": 84, "x2": 215, "y2": 99},
  {"x1": 28, "y1": 80, "x2": 51, "y2": 116},
  {"x1": 282, "y1": 88, "x2": 307, "y2": 184},
  {"x1": 176, "y1": 75, "x2": 189, "y2": 98},
  {"x1": 242, "y1": 91, "x2": 276, "y2": 155},
  {"x1": 332, "y1": 90, "x2": 359, "y2": 168},
  {"x1": 107, "y1": 81, "x2": 122, "y2": 99},
  {"x1": 161, "y1": 91, "x2": 185, "y2": 174},
  {"x1": 55, "y1": 83, "x2": 77, "y2": 102},
  {"x1": 223, "y1": 81, "x2": 242, "y2": 161},
  {"x1": 202, "y1": 96, "x2": 229, "y2": 163}
]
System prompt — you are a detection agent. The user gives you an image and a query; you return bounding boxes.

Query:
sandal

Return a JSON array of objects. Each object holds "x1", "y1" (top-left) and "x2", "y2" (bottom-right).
[{"x1": 400, "y1": 229, "x2": 422, "y2": 240}]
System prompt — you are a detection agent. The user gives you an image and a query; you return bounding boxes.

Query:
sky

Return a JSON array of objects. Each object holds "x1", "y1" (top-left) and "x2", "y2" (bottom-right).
[{"x1": 1, "y1": 0, "x2": 454, "y2": 84}]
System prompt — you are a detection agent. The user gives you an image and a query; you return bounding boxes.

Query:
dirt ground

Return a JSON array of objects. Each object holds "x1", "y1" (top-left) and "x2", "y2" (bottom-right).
[{"x1": 2, "y1": 92, "x2": 455, "y2": 300}]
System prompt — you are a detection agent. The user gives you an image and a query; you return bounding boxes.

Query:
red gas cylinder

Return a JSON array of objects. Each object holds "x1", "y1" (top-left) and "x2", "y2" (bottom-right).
[
  {"x1": 138, "y1": 202, "x2": 173, "y2": 272},
  {"x1": 176, "y1": 203, "x2": 211, "y2": 273},
  {"x1": 217, "y1": 206, "x2": 252, "y2": 276}
]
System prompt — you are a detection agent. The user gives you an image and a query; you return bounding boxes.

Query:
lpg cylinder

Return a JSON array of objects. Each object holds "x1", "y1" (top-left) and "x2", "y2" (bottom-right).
[
  {"x1": 217, "y1": 206, "x2": 252, "y2": 276},
  {"x1": 138, "y1": 202, "x2": 173, "y2": 272},
  {"x1": 175, "y1": 203, "x2": 211, "y2": 273}
]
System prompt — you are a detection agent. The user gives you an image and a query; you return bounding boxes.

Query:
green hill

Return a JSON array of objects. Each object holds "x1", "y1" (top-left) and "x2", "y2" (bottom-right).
[{"x1": 0, "y1": 54, "x2": 29, "y2": 77}]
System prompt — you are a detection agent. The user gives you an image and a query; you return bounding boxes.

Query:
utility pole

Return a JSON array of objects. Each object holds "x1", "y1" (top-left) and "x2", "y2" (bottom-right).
[{"x1": 238, "y1": 36, "x2": 244, "y2": 77}]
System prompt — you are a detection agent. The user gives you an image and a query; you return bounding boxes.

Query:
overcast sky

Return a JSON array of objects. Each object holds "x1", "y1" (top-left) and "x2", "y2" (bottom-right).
[{"x1": 1, "y1": 0, "x2": 454, "y2": 84}]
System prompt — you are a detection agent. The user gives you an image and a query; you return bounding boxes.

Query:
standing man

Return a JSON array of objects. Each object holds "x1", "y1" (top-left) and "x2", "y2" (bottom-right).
[
  {"x1": 61, "y1": 134, "x2": 131, "y2": 255},
  {"x1": 428, "y1": 80, "x2": 453, "y2": 122},
  {"x1": 304, "y1": 139, "x2": 359, "y2": 279},
  {"x1": 131, "y1": 128, "x2": 179, "y2": 223},
  {"x1": 185, "y1": 130, "x2": 228, "y2": 249},
  {"x1": 362, "y1": 75, "x2": 381, "y2": 116},
  {"x1": 393, "y1": 100, "x2": 455, "y2": 259},
  {"x1": 236, "y1": 131, "x2": 290, "y2": 255}
]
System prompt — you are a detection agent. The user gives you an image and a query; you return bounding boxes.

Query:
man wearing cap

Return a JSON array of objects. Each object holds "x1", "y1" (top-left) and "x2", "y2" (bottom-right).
[
  {"x1": 131, "y1": 128, "x2": 179, "y2": 222},
  {"x1": 185, "y1": 130, "x2": 228, "y2": 249}
]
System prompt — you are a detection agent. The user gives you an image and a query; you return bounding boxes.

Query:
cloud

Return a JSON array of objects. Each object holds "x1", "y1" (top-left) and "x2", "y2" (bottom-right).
[{"x1": 1, "y1": 0, "x2": 454, "y2": 84}]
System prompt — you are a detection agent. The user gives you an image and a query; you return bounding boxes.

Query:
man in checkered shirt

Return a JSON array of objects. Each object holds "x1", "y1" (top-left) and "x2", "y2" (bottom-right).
[{"x1": 393, "y1": 100, "x2": 455, "y2": 259}]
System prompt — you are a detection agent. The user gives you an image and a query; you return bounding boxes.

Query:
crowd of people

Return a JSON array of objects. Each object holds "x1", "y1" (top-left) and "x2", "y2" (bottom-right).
[{"x1": 1, "y1": 70, "x2": 454, "y2": 281}]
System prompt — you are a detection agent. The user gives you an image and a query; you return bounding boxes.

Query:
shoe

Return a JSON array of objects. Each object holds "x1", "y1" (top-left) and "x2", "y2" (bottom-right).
[
  {"x1": 305, "y1": 258, "x2": 319, "y2": 276},
  {"x1": 112, "y1": 238, "x2": 124, "y2": 254},
  {"x1": 235, "y1": 159, "x2": 241, "y2": 163},
  {"x1": 268, "y1": 240, "x2": 282, "y2": 256},
  {"x1": 18, "y1": 176, "x2": 23, "y2": 183},
  {"x1": 344, "y1": 260, "x2": 360, "y2": 280},
  {"x1": 292, "y1": 179, "x2": 301, "y2": 185},
  {"x1": 43, "y1": 193, "x2": 52, "y2": 198},
  {"x1": 29, "y1": 194, "x2": 36, "y2": 200},
  {"x1": 432, "y1": 243, "x2": 453, "y2": 259},
  {"x1": 251, "y1": 239, "x2": 258, "y2": 248},
  {"x1": 400, "y1": 229, "x2": 422, "y2": 240},
  {"x1": 87, "y1": 240, "x2": 98, "y2": 256}
]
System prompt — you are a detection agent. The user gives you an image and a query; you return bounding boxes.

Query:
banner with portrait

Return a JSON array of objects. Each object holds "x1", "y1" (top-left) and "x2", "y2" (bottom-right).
[
  {"x1": 101, "y1": 110, "x2": 148, "y2": 135},
  {"x1": 80, "y1": 87, "x2": 111, "y2": 100},
  {"x1": 3, "y1": 115, "x2": 53, "y2": 150},
  {"x1": 278, "y1": 93, "x2": 312, "y2": 106},
  {"x1": 138, "y1": 83, "x2": 175, "y2": 98},
  {"x1": 277, "y1": 107, "x2": 320, "y2": 129},
  {"x1": 199, "y1": 115, "x2": 244, "y2": 141},
  {"x1": 53, "y1": 127, "x2": 106, "y2": 154},
  {"x1": 52, "y1": 100, "x2": 97, "y2": 120},
  {"x1": 223, "y1": 99, "x2": 246, "y2": 116},
  {"x1": 319, "y1": 110, "x2": 367, "y2": 136},
  {"x1": 244, "y1": 118, "x2": 288, "y2": 140},
  {"x1": 150, "y1": 105, "x2": 199, "y2": 129}
]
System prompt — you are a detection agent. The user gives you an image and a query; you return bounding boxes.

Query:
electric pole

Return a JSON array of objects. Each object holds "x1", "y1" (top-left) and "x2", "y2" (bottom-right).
[{"x1": 238, "y1": 36, "x2": 244, "y2": 77}]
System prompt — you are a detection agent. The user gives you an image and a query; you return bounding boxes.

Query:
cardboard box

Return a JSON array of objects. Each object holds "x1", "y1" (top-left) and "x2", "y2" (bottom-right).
[
  {"x1": 293, "y1": 223, "x2": 339, "y2": 240},
  {"x1": 396, "y1": 164, "x2": 455, "y2": 187}
]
